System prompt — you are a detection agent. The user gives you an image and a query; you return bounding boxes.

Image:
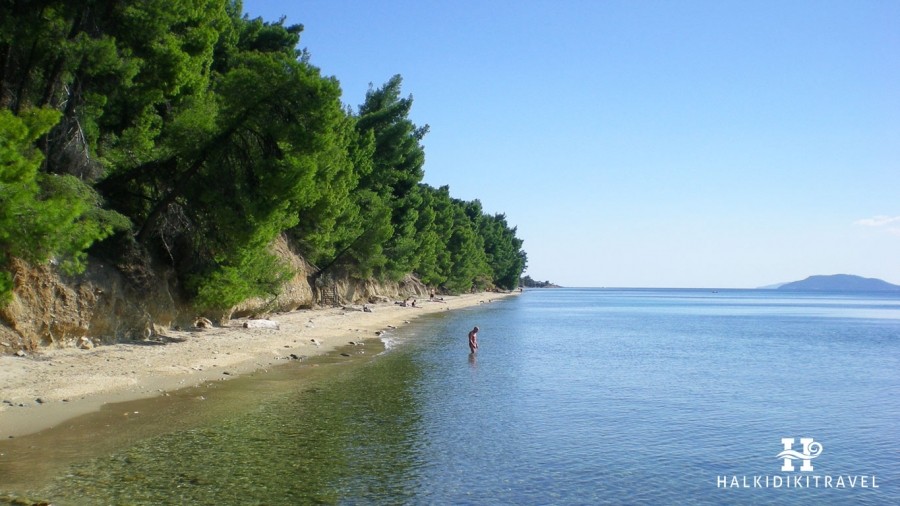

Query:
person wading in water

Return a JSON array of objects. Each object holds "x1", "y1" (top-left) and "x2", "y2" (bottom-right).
[{"x1": 468, "y1": 326, "x2": 479, "y2": 354}]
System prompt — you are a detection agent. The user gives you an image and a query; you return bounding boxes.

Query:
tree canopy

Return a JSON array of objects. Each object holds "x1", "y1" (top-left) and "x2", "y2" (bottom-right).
[{"x1": 0, "y1": 0, "x2": 527, "y2": 307}]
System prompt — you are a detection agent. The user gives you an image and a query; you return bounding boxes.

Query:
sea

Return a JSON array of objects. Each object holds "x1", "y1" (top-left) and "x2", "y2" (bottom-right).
[{"x1": 1, "y1": 288, "x2": 898, "y2": 505}]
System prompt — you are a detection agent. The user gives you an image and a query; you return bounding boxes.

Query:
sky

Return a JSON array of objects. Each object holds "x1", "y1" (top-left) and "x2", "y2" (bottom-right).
[{"x1": 242, "y1": 0, "x2": 899, "y2": 288}]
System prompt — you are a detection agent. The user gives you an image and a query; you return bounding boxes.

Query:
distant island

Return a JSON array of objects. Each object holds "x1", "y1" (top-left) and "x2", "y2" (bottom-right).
[{"x1": 775, "y1": 274, "x2": 900, "y2": 292}]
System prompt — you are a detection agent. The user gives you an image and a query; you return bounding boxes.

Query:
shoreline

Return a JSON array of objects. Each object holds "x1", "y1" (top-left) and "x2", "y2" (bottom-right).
[{"x1": 0, "y1": 292, "x2": 515, "y2": 438}]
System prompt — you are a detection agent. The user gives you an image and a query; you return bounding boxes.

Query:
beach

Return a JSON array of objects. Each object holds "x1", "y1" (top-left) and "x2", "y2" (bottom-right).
[{"x1": 0, "y1": 292, "x2": 512, "y2": 438}]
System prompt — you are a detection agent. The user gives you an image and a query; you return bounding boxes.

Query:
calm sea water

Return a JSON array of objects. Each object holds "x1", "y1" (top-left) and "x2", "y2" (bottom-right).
[{"x1": 2, "y1": 288, "x2": 898, "y2": 505}]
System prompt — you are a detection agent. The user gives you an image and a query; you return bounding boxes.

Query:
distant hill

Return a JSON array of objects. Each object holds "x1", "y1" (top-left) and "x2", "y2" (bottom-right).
[{"x1": 777, "y1": 274, "x2": 900, "y2": 292}]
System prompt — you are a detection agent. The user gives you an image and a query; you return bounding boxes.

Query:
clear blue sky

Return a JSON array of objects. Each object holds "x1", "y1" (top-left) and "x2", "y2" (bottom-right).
[{"x1": 243, "y1": 0, "x2": 899, "y2": 288}]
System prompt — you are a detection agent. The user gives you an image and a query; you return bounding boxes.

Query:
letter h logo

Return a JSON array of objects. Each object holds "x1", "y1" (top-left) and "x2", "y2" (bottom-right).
[{"x1": 777, "y1": 437, "x2": 823, "y2": 472}]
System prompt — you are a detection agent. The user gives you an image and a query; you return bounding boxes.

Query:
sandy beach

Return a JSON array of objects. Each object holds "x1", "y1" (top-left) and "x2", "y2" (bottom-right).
[{"x1": 0, "y1": 292, "x2": 513, "y2": 438}]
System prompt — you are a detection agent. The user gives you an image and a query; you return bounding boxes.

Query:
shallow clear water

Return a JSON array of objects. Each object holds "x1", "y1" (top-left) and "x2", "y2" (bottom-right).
[{"x1": 2, "y1": 289, "x2": 898, "y2": 504}]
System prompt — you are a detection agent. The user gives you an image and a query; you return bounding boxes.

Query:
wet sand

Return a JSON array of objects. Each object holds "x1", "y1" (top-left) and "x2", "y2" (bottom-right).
[{"x1": 0, "y1": 292, "x2": 512, "y2": 438}]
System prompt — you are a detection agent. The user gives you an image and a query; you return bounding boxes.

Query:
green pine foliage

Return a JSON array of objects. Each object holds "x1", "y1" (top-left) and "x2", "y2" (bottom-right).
[
  {"x1": 355, "y1": 75, "x2": 430, "y2": 281},
  {"x1": 0, "y1": 0, "x2": 526, "y2": 310},
  {"x1": 0, "y1": 108, "x2": 128, "y2": 302}
]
